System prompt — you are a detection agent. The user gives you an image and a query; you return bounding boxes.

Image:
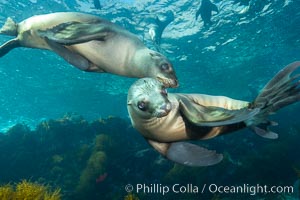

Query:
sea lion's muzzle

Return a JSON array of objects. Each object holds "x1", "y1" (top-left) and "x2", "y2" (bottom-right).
[
  {"x1": 171, "y1": 79, "x2": 179, "y2": 88},
  {"x1": 157, "y1": 76, "x2": 179, "y2": 88},
  {"x1": 156, "y1": 102, "x2": 172, "y2": 118}
]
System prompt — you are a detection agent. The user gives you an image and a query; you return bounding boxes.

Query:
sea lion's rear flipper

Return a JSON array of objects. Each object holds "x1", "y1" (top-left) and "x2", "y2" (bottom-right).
[
  {"x1": 251, "y1": 61, "x2": 300, "y2": 113},
  {"x1": 178, "y1": 96, "x2": 259, "y2": 127},
  {"x1": 44, "y1": 37, "x2": 91, "y2": 71},
  {"x1": 246, "y1": 61, "x2": 300, "y2": 137},
  {"x1": 148, "y1": 140, "x2": 223, "y2": 166},
  {"x1": 0, "y1": 17, "x2": 18, "y2": 36},
  {"x1": 37, "y1": 21, "x2": 115, "y2": 45},
  {"x1": 0, "y1": 38, "x2": 20, "y2": 57},
  {"x1": 209, "y1": 2, "x2": 219, "y2": 13}
]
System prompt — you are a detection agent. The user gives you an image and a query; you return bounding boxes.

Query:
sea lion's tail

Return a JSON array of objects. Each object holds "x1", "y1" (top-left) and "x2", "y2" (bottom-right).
[
  {"x1": 246, "y1": 61, "x2": 300, "y2": 139},
  {"x1": 0, "y1": 17, "x2": 18, "y2": 36}
]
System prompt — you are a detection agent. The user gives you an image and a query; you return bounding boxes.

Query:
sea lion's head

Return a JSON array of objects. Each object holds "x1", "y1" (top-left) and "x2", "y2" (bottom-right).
[
  {"x1": 127, "y1": 78, "x2": 172, "y2": 119},
  {"x1": 134, "y1": 49, "x2": 178, "y2": 88}
]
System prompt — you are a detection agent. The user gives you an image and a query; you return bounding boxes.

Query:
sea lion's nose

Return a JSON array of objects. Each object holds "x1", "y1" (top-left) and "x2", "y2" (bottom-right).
[
  {"x1": 174, "y1": 79, "x2": 179, "y2": 87},
  {"x1": 171, "y1": 79, "x2": 179, "y2": 88},
  {"x1": 160, "y1": 102, "x2": 171, "y2": 113}
]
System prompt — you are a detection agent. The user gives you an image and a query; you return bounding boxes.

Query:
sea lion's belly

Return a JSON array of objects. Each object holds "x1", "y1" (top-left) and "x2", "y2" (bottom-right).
[
  {"x1": 137, "y1": 98, "x2": 228, "y2": 142},
  {"x1": 139, "y1": 101, "x2": 188, "y2": 142},
  {"x1": 69, "y1": 34, "x2": 137, "y2": 75}
]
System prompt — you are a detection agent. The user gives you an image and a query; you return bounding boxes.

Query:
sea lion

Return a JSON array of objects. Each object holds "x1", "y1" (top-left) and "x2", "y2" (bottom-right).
[
  {"x1": 196, "y1": 0, "x2": 219, "y2": 26},
  {"x1": 0, "y1": 12, "x2": 178, "y2": 88},
  {"x1": 127, "y1": 61, "x2": 300, "y2": 167},
  {"x1": 149, "y1": 11, "x2": 174, "y2": 49},
  {"x1": 93, "y1": 0, "x2": 101, "y2": 9}
]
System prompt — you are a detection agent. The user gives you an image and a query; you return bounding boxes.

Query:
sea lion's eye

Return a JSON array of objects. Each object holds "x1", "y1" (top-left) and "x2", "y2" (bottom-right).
[
  {"x1": 161, "y1": 63, "x2": 170, "y2": 71},
  {"x1": 137, "y1": 101, "x2": 147, "y2": 111}
]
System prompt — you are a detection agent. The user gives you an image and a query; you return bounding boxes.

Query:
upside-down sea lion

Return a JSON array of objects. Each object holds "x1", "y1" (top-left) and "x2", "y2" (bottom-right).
[
  {"x1": 93, "y1": 0, "x2": 101, "y2": 9},
  {"x1": 127, "y1": 61, "x2": 300, "y2": 167},
  {"x1": 149, "y1": 11, "x2": 174, "y2": 48},
  {"x1": 196, "y1": 0, "x2": 219, "y2": 26},
  {"x1": 0, "y1": 12, "x2": 178, "y2": 88}
]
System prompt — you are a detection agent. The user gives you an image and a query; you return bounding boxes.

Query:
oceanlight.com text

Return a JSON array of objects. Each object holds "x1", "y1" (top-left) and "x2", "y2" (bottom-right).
[
  {"x1": 124, "y1": 183, "x2": 294, "y2": 196},
  {"x1": 208, "y1": 184, "x2": 293, "y2": 196}
]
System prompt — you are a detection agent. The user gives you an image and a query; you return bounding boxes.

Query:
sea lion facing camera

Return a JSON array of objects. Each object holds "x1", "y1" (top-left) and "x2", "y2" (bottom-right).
[
  {"x1": 0, "y1": 12, "x2": 178, "y2": 88},
  {"x1": 127, "y1": 61, "x2": 300, "y2": 167}
]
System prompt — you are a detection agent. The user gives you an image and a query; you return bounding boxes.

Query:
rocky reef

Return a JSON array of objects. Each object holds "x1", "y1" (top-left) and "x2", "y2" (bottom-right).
[
  {"x1": 0, "y1": 113, "x2": 299, "y2": 199},
  {"x1": 0, "y1": 180, "x2": 61, "y2": 200}
]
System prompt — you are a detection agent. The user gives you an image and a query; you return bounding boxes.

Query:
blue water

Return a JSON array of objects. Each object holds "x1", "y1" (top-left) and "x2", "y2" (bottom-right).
[
  {"x1": 0, "y1": 0, "x2": 299, "y2": 130},
  {"x1": 0, "y1": 0, "x2": 300, "y2": 199}
]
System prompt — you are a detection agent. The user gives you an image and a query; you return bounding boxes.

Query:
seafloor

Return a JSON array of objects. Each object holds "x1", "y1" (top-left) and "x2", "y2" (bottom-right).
[{"x1": 0, "y1": 113, "x2": 299, "y2": 200}]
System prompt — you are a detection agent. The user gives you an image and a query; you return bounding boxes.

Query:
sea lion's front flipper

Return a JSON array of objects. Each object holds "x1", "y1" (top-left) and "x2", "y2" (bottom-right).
[
  {"x1": 0, "y1": 38, "x2": 20, "y2": 57},
  {"x1": 250, "y1": 126, "x2": 278, "y2": 139},
  {"x1": 179, "y1": 97, "x2": 260, "y2": 127},
  {"x1": 38, "y1": 21, "x2": 115, "y2": 45},
  {"x1": 167, "y1": 142, "x2": 223, "y2": 166},
  {"x1": 148, "y1": 140, "x2": 223, "y2": 166},
  {"x1": 44, "y1": 37, "x2": 91, "y2": 71}
]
